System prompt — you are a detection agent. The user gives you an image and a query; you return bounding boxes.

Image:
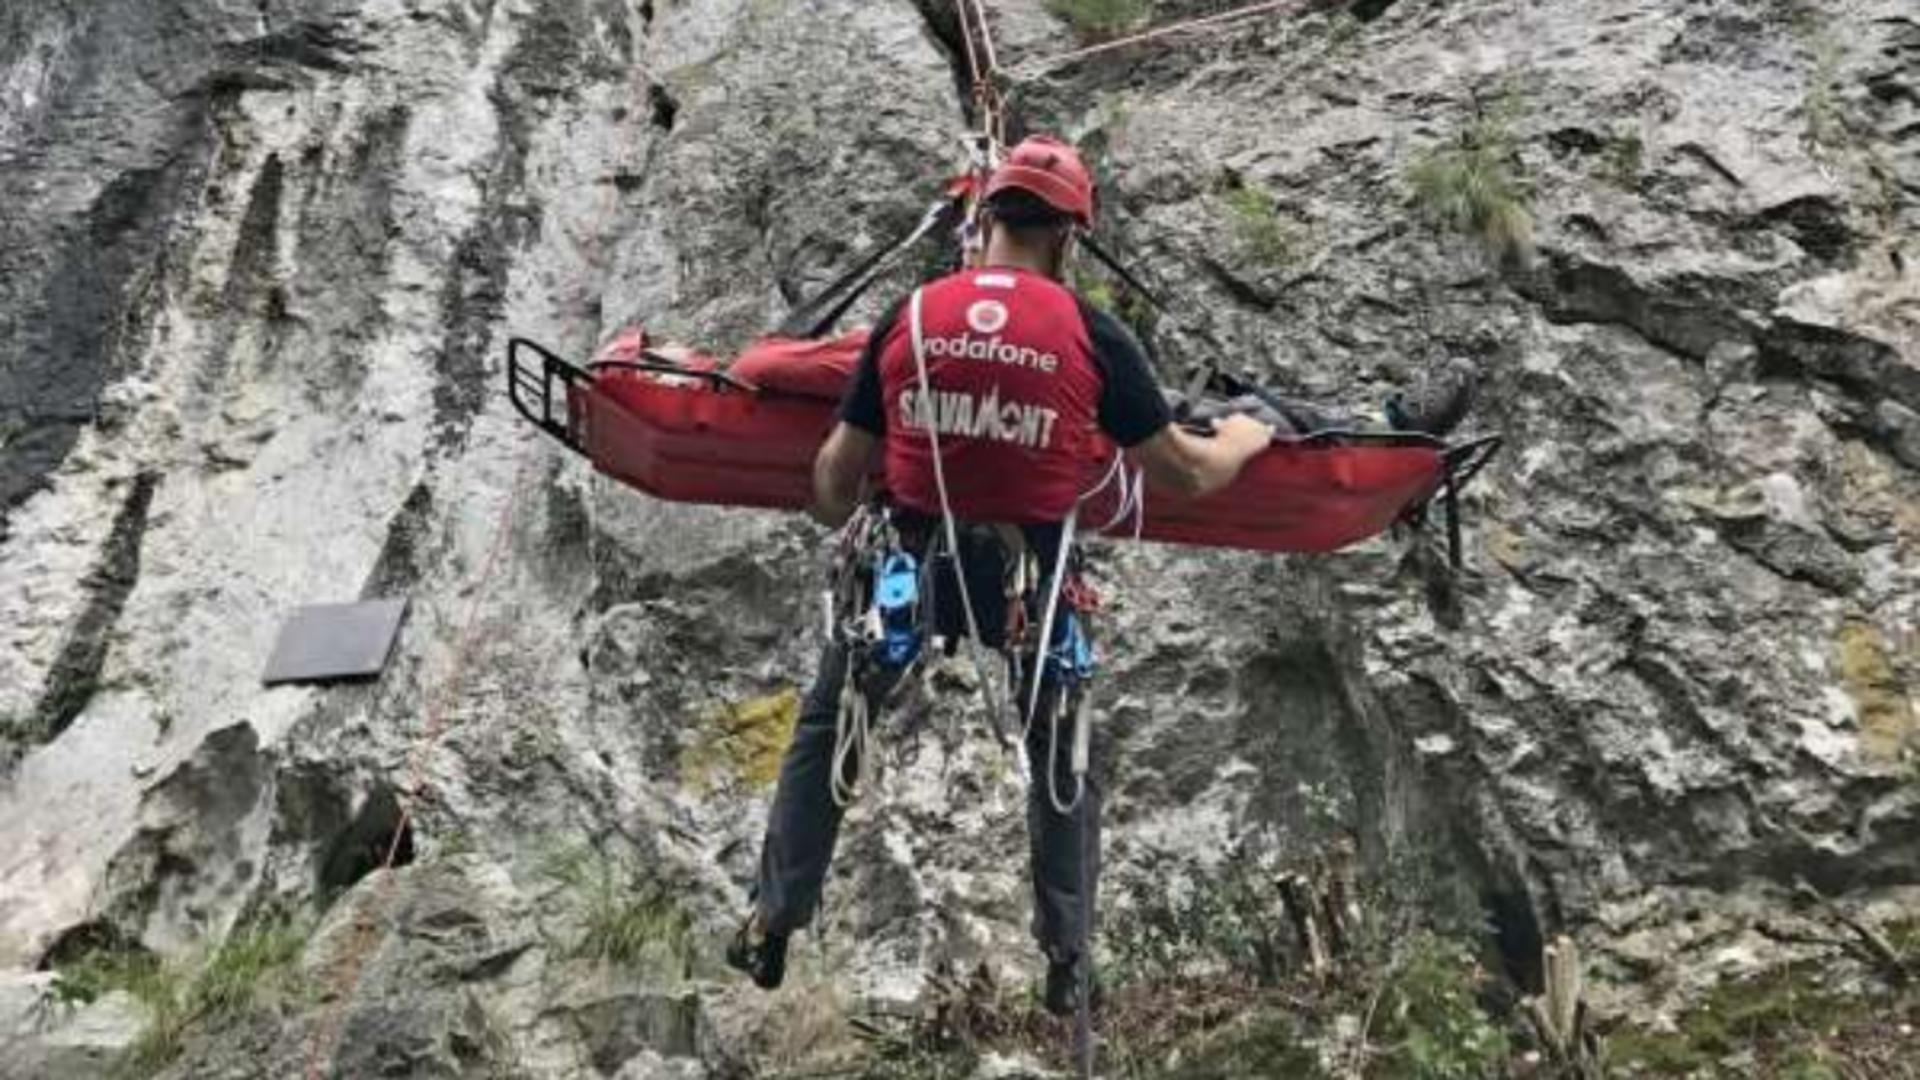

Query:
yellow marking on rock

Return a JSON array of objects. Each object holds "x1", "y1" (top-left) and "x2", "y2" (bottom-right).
[
  {"x1": 1837, "y1": 621, "x2": 1915, "y2": 763},
  {"x1": 680, "y1": 687, "x2": 801, "y2": 793}
]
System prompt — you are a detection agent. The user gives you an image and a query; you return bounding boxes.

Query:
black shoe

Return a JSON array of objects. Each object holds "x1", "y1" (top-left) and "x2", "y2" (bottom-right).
[
  {"x1": 1387, "y1": 357, "x2": 1479, "y2": 437},
  {"x1": 726, "y1": 915, "x2": 788, "y2": 990},
  {"x1": 1043, "y1": 953, "x2": 1102, "y2": 1018}
]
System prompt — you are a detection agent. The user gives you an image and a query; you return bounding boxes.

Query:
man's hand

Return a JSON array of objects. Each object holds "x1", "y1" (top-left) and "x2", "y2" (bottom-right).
[
  {"x1": 1133, "y1": 413, "x2": 1274, "y2": 498},
  {"x1": 1208, "y1": 413, "x2": 1275, "y2": 456}
]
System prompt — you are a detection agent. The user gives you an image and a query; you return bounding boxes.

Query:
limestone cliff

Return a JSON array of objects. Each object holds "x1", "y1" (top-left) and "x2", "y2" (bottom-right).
[{"x1": 2, "y1": 1, "x2": 1915, "y2": 1076}]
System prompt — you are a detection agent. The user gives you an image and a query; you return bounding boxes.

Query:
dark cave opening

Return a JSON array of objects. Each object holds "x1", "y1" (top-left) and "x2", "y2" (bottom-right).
[
  {"x1": 647, "y1": 84, "x2": 678, "y2": 132},
  {"x1": 1350, "y1": 0, "x2": 1400, "y2": 23},
  {"x1": 1480, "y1": 882, "x2": 1548, "y2": 992},
  {"x1": 34, "y1": 919, "x2": 153, "y2": 973},
  {"x1": 317, "y1": 785, "x2": 416, "y2": 898}
]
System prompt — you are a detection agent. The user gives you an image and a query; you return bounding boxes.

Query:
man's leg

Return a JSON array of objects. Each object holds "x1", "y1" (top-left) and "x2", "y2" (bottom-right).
[
  {"x1": 753, "y1": 642, "x2": 858, "y2": 938},
  {"x1": 1025, "y1": 678, "x2": 1102, "y2": 972}
]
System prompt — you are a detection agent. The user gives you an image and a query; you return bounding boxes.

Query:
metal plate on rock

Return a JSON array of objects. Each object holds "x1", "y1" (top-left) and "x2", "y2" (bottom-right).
[{"x1": 261, "y1": 599, "x2": 408, "y2": 686}]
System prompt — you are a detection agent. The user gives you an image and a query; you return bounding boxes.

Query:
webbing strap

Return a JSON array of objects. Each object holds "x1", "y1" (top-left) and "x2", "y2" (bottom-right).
[
  {"x1": 775, "y1": 195, "x2": 964, "y2": 340},
  {"x1": 1078, "y1": 232, "x2": 1171, "y2": 316},
  {"x1": 1077, "y1": 231, "x2": 1236, "y2": 405},
  {"x1": 830, "y1": 652, "x2": 869, "y2": 808}
]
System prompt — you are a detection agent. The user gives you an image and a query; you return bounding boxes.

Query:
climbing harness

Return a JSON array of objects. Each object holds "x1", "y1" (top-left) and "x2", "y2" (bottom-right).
[{"x1": 906, "y1": 266, "x2": 1113, "y2": 1077}]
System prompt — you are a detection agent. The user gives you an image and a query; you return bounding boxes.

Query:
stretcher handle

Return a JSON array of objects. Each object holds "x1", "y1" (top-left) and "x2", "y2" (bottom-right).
[
  {"x1": 587, "y1": 353, "x2": 760, "y2": 395},
  {"x1": 507, "y1": 337, "x2": 588, "y2": 455}
]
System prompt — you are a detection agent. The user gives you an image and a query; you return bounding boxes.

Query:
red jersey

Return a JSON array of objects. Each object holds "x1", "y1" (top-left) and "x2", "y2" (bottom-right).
[{"x1": 839, "y1": 267, "x2": 1171, "y2": 524}]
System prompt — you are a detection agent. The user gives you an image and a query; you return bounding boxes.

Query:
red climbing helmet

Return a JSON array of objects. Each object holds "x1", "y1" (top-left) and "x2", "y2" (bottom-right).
[{"x1": 984, "y1": 135, "x2": 1095, "y2": 229}]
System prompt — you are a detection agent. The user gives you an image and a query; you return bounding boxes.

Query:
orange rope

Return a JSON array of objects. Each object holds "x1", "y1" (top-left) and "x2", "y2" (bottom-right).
[
  {"x1": 967, "y1": 0, "x2": 1001, "y2": 88},
  {"x1": 300, "y1": 442, "x2": 537, "y2": 1080},
  {"x1": 960, "y1": 0, "x2": 1008, "y2": 147},
  {"x1": 958, "y1": 0, "x2": 985, "y2": 88},
  {"x1": 301, "y1": 44, "x2": 654, "y2": 1080},
  {"x1": 1006, "y1": 0, "x2": 1324, "y2": 81}
]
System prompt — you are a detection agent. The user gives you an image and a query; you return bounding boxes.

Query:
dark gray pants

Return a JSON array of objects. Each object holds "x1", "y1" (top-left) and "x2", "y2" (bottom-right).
[{"x1": 752, "y1": 534, "x2": 1100, "y2": 960}]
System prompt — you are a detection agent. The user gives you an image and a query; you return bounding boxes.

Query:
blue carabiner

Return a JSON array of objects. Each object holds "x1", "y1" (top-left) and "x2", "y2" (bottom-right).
[
  {"x1": 1048, "y1": 610, "x2": 1096, "y2": 684},
  {"x1": 871, "y1": 551, "x2": 922, "y2": 669}
]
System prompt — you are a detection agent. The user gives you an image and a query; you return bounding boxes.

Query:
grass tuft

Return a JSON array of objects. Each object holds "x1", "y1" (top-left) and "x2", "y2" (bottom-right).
[
  {"x1": 1603, "y1": 128, "x2": 1644, "y2": 189},
  {"x1": 1603, "y1": 960, "x2": 1904, "y2": 1076},
  {"x1": 1, "y1": 711, "x2": 49, "y2": 749},
  {"x1": 1801, "y1": 31, "x2": 1847, "y2": 165},
  {"x1": 46, "y1": 915, "x2": 308, "y2": 1077},
  {"x1": 1406, "y1": 99, "x2": 1534, "y2": 266},
  {"x1": 542, "y1": 845, "x2": 694, "y2": 979},
  {"x1": 1220, "y1": 185, "x2": 1303, "y2": 270},
  {"x1": 190, "y1": 917, "x2": 308, "y2": 1019},
  {"x1": 1070, "y1": 264, "x2": 1118, "y2": 314}
]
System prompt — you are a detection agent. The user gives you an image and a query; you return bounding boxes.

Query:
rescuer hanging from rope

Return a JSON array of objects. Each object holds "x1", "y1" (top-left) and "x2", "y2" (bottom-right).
[{"x1": 720, "y1": 136, "x2": 1477, "y2": 1018}]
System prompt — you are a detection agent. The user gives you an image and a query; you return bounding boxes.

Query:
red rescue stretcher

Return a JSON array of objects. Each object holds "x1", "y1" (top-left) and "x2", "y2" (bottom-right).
[{"x1": 506, "y1": 329, "x2": 1500, "y2": 561}]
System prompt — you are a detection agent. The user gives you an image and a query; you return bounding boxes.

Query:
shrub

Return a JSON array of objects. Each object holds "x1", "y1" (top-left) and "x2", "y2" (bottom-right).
[
  {"x1": 1105, "y1": 841, "x2": 1296, "y2": 988},
  {"x1": 1046, "y1": 0, "x2": 1150, "y2": 40},
  {"x1": 1405, "y1": 102, "x2": 1534, "y2": 266},
  {"x1": 1372, "y1": 932, "x2": 1509, "y2": 1079}
]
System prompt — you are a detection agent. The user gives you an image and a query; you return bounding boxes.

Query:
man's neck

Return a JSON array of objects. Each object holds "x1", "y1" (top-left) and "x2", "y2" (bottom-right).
[{"x1": 982, "y1": 238, "x2": 1059, "y2": 279}]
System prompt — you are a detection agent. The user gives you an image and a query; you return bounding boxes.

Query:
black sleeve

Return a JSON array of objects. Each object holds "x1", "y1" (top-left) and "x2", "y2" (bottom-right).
[
  {"x1": 1080, "y1": 301, "x2": 1173, "y2": 447},
  {"x1": 836, "y1": 298, "x2": 906, "y2": 436}
]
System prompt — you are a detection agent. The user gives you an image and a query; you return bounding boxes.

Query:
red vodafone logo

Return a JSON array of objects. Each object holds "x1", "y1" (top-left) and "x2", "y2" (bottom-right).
[{"x1": 966, "y1": 299, "x2": 1009, "y2": 334}]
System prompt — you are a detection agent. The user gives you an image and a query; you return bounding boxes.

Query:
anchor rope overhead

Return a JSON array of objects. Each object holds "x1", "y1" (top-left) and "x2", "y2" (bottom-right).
[{"x1": 1006, "y1": 0, "x2": 1323, "y2": 82}]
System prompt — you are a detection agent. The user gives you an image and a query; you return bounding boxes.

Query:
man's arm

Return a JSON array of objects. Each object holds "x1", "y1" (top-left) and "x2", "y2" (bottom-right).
[
  {"x1": 812, "y1": 299, "x2": 902, "y2": 527},
  {"x1": 1081, "y1": 301, "x2": 1274, "y2": 497},
  {"x1": 810, "y1": 422, "x2": 877, "y2": 527}
]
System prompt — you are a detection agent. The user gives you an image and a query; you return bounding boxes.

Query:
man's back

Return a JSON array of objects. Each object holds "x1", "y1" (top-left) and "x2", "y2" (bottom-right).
[{"x1": 839, "y1": 267, "x2": 1171, "y2": 525}]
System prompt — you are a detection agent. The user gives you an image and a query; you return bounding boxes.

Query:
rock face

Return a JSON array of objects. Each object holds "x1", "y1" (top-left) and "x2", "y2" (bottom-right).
[{"x1": 1, "y1": 0, "x2": 1915, "y2": 1075}]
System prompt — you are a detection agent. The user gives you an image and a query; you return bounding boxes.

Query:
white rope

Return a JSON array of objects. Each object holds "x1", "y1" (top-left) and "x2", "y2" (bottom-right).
[
  {"x1": 1085, "y1": 449, "x2": 1133, "y2": 533},
  {"x1": 1033, "y1": 506, "x2": 1085, "y2": 814},
  {"x1": 1121, "y1": 463, "x2": 1136, "y2": 538},
  {"x1": 909, "y1": 288, "x2": 1014, "y2": 735},
  {"x1": 830, "y1": 653, "x2": 868, "y2": 808},
  {"x1": 905, "y1": 283, "x2": 1114, "y2": 816}
]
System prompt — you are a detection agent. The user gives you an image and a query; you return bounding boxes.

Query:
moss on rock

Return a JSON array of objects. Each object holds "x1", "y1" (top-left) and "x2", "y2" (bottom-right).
[
  {"x1": 680, "y1": 687, "x2": 801, "y2": 793},
  {"x1": 1836, "y1": 621, "x2": 1915, "y2": 763}
]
